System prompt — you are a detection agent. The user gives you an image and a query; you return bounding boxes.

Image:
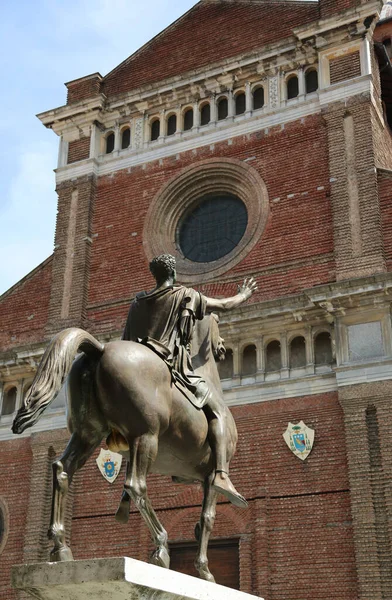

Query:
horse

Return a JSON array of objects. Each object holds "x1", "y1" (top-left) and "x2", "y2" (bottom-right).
[{"x1": 12, "y1": 314, "x2": 239, "y2": 582}]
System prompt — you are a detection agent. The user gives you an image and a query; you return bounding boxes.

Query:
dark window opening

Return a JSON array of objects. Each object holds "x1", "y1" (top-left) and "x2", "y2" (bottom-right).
[
  {"x1": 183, "y1": 109, "x2": 193, "y2": 131},
  {"x1": 105, "y1": 132, "x2": 115, "y2": 154},
  {"x1": 235, "y1": 93, "x2": 246, "y2": 115},
  {"x1": 253, "y1": 87, "x2": 264, "y2": 110},
  {"x1": 375, "y1": 42, "x2": 392, "y2": 131},
  {"x1": 290, "y1": 337, "x2": 306, "y2": 368},
  {"x1": 266, "y1": 341, "x2": 281, "y2": 372},
  {"x1": 315, "y1": 332, "x2": 333, "y2": 365},
  {"x1": 178, "y1": 193, "x2": 248, "y2": 263},
  {"x1": 200, "y1": 104, "x2": 210, "y2": 126},
  {"x1": 167, "y1": 114, "x2": 177, "y2": 137},
  {"x1": 383, "y1": 38, "x2": 392, "y2": 59},
  {"x1": 218, "y1": 97, "x2": 228, "y2": 120},
  {"x1": 242, "y1": 345, "x2": 257, "y2": 375},
  {"x1": 170, "y1": 539, "x2": 239, "y2": 590},
  {"x1": 121, "y1": 127, "x2": 131, "y2": 149},
  {"x1": 219, "y1": 349, "x2": 234, "y2": 380},
  {"x1": 151, "y1": 119, "x2": 160, "y2": 141},
  {"x1": 305, "y1": 70, "x2": 318, "y2": 93},
  {"x1": 287, "y1": 76, "x2": 299, "y2": 100},
  {"x1": 2, "y1": 387, "x2": 17, "y2": 416}
]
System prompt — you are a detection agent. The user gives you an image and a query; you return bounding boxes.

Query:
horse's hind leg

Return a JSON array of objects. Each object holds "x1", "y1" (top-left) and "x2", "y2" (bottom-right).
[
  {"x1": 117, "y1": 433, "x2": 170, "y2": 569},
  {"x1": 49, "y1": 432, "x2": 101, "y2": 562},
  {"x1": 194, "y1": 473, "x2": 218, "y2": 582}
]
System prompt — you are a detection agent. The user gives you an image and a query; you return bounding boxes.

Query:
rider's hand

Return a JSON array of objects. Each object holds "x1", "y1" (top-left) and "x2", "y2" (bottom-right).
[{"x1": 238, "y1": 277, "x2": 257, "y2": 300}]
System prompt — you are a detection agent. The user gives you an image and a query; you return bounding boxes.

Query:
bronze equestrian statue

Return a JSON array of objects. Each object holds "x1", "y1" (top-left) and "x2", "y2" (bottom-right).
[{"x1": 12, "y1": 255, "x2": 256, "y2": 582}]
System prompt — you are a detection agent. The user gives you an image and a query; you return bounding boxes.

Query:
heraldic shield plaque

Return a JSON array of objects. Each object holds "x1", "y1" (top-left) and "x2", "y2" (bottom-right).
[
  {"x1": 96, "y1": 449, "x2": 122, "y2": 483},
  {"x1": 283, "y1": 421, "x2": 315, "y2": 461}
]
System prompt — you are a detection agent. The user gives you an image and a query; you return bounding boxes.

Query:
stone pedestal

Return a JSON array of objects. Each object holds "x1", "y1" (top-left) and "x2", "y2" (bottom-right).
[{"x1": 12, "y1": 557, "x2": 264, "y2": 600}]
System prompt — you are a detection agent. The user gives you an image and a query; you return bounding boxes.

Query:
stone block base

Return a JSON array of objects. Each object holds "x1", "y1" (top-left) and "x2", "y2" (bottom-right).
[{"x1": 12, "y1": 557, "x2": 264, "y2": 600}]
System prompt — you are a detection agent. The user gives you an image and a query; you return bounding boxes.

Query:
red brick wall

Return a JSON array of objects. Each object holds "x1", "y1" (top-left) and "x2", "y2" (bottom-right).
[
  {"x1": 86, "y1": 114, "x2": 335, "y2": 335},
  {"x1": 0, "y1": 258, "x2": 52, "y2": 352},
  {"x1": 103, "y1": 2, "x2": 319, "y2": 98},
  {"x1": 67, "y1": 392, "x2": 357, "y2": 599},
  {"x1": 66, "y1": 76, "x2": 101, "y2": 104},
  {"x1": 330, "y1": 52, "x2": 361, "y2": 85},
  {"x1": 67, "y1": 137, "x2": 90, "y2": 164},
  {"x1": 0, "y1": 438, "x2": 32, "y2": 600}
]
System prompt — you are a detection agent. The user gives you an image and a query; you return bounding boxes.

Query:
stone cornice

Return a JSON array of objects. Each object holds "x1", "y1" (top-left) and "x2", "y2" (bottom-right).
[{"x1": 37, "y1": 3, "x2": 375, "y2": 139}]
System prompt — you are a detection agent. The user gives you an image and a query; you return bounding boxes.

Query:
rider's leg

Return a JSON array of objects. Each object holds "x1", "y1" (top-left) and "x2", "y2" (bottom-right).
[{"x1": 204, "y1": 395, "x2": 248, "y2": 509}]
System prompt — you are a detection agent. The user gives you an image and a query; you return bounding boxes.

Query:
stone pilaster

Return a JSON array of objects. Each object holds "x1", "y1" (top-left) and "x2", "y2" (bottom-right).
[
  {"x1": 46, "y1": 175, "x2": 96, "y2": 334},
  {"x1": 339, "y1": 381, "x2": 392, "y2": 600},
  {"x1": 323, "y1": 97, "x2": 386, "y2": 280}
]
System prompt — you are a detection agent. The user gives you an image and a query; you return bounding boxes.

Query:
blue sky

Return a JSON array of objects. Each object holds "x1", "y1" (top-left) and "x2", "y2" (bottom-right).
[{"x1": 0, "y1": 0, "x2": 196, "y2": 295}]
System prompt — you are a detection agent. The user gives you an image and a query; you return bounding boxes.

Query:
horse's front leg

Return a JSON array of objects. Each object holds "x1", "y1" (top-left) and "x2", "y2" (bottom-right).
[
  {"x1": 194, "y1": 472, "x2": 218, "y2": 582},
  {"x1": 120, "y1": 434, "x2": 170, "y2": 569}
]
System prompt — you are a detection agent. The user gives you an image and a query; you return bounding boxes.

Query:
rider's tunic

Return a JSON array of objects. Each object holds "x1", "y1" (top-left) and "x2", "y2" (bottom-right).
[{"x1": 122, "y1": 285, "x2": 209, "y2": 408}]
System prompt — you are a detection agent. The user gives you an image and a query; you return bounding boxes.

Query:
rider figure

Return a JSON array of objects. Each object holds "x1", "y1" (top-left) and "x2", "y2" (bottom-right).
[{"x1": 122, "y1": 254, "x2": 257, "y2": 508}]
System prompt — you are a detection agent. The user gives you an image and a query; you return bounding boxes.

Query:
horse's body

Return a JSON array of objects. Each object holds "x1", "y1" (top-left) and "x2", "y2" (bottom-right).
[{"x1": 13, "y1": 315, "x2": 238, "y2": 582}]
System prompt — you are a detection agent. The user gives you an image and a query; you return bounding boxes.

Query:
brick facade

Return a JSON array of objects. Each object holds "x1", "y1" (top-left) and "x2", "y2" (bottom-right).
[{"x1": 2, "y1": 1, "x2": 392, "y2": 599}]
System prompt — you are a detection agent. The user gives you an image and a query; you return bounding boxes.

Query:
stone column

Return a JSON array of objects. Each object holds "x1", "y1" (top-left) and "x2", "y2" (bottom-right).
[
  {"x1": 210, "y1": 94, "x2": 217, "y2": 124},
  {"x1": 245, "y1": 82, "x2": 252, "y2": 115},
  {"x1": 57, "y1": 137, "x2": 69, "y2": 168},
  {"x1": 192, "y1": 102, "x2": 200, "y2": 129}
]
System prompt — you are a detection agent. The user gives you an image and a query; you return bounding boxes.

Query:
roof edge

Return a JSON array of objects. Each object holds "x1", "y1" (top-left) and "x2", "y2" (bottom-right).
[{"x1": 0, "y1": 255, "x2": 53, "y2": 303}]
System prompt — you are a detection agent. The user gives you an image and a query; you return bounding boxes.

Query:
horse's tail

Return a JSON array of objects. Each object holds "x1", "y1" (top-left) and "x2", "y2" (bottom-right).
[{"x1": 12, "y1": 328, "x2": 104, "y2": 435}]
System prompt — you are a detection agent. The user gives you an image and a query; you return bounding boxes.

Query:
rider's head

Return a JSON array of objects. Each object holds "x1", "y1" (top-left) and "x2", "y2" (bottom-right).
[{"x1": 149, "y1": 254, "x2": 177, "y2": 285}]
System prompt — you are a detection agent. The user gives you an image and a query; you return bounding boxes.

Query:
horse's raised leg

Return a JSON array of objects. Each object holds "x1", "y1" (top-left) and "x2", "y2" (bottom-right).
[
  {"x1": 194, "y1": 472, "x2": 218, "y2": 582},
  {"x1": 48, "y1": 432, "x2": 101, "y2": 562},
  {"x1": 115, "y1": 461, "x2": 132, "y2": 524},
  {"x1": 117, "y1": 434, "x2": 170, "y2": 569}
]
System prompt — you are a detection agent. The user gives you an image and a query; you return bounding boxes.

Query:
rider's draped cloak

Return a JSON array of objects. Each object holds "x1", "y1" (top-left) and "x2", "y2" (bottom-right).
[{"x1": 122, "y1": 285, "x2": 209, "y2": 408}]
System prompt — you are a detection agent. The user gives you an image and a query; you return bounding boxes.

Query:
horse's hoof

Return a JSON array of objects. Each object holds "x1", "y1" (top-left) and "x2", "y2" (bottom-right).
[
  {"x1": 50, "y1": 546, "x2": 74, "y2": 562},
  {"x1": 115, "y1": 499, "x2": 130, "y2": 524},
  {"x1": 199, "y1": 570, "x2": 215, "y2": 583},
  {"x1": 194, "y1": 522, "x2": 201, "y2": 541},
  {"x1": 150, "y1": 547, "x2": 170, "y2": 569}
]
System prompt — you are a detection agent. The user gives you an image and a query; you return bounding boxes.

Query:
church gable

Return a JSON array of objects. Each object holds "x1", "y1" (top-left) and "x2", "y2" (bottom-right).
[
  {"x1": 102, "y1": 0, "x2": 319, "y2": 98},
  {"x1": 0, "y1": 257, "x2": 53, "y2": 352}
]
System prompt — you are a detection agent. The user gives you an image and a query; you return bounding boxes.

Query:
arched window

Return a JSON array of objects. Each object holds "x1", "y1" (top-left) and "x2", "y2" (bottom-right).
[
  {"x1": 183, "y1": 108, "x2": 193, "y2": 131},
  {"x1": 105, "y1": 132, "x2": 115, "y2": 154},
  {"x1": 218, "y1": 349, "x2": 234, "y2": 380},
  {"x1": 121, "y1": 127, "x2": 131, "y2": 149},
  {"x1": 290, "y1": 337, "x2": 306, "y2": 368},
  {"x1": 235, "y1": 93, "x2": 246, "y2": 115},
  {"x1": 167, "y1": 114, "x2": 177, "y2": 137},
  {"x1": 151, "y1": 119, "x2": 160, "y2": 141},
  {"x1": 287, "y1": 75, "x2": 299, "y2": 100},
  {"x1": 305, "y1": 69, "x2": 318, "y2": 94},
  {"x1": 253, "y1": 87, "x2": 264, "y2": 110},
  {"x1": 200, "y1": 103, "x2": 211, "y2": 126},
  {"x1": 242, "y1": 345, "x2": 257, "y2": 375},
  {"x1": 1, "y1": 386, "x2": 17, "y2": 416},
  {"x1": 218, "y1": 97, "x2": 228, "y2": 120},
  {"x1": 265, "y1": 341, "x2": 281, "y2": 372},
  {"x1": 314, "y1": 332, "x2": 333, "y2": 365}
]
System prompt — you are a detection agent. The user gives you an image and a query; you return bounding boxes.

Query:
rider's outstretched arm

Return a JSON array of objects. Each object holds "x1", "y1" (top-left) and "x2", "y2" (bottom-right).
[{"x1": 204, "y1": 277, "x2": 257, "y2": 312}]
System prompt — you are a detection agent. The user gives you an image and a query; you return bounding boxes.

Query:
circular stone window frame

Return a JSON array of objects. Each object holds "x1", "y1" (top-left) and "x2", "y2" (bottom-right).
[
  {"x1": 0, "y1": 497, "x2": 9, "y2": 556},
  {"x1": 143, "y1": 158, "x2": 269, "y2": 283}
]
